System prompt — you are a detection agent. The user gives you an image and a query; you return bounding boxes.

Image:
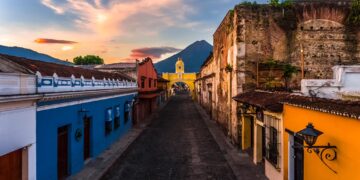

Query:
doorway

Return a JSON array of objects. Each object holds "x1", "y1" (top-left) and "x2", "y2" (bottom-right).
[
  {"x1": 0, "y1": 149, "x2": 22, "y2": 180},
  {"x1": 208, "y1": 91, "x2": 212, "y2": 118},
  {"x1": 57, "y1": 125, "x2": 69, "y2": 180},
  {"x1": 83, "y1": 117, "x2": 91, "y2": 161},
  {"x1": 294, "y1": 135, "x2": 304, "y2": 180}
]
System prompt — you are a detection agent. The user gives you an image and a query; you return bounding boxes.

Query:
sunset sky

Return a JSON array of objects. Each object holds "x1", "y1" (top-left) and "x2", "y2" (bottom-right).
[{"x1": 0, "y1": 0, "x2": 266, "y2": 64}]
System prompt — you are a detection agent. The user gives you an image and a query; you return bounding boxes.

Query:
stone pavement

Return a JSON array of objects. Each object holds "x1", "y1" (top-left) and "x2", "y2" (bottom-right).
[
  {"x1": 102, "y1": 95, "x2": 235, "y2": 180},
  {"x1": 72, "y1": 95, "x2": 267, "y2": 180},
  {"x1": 195, "y1": 102, "x2": 267, "y2": 180},
  {"x1": 71, "y1": 100, "x2": 169, "y2": 180}
]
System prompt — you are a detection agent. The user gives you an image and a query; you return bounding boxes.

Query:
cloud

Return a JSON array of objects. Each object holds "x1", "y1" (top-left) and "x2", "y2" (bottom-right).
[
  {"x1": 40, "y1": 0, "x2": 194, "y2": 37},
  {"x1": 34, "y1": 38, "x2": 78, "y2": 44},
  {"x1": 41, "y1": 0, "x2": 64, "y2": 14},
  {"x1": 129, "y1": 47, "x2": 181, "y2": 59}
]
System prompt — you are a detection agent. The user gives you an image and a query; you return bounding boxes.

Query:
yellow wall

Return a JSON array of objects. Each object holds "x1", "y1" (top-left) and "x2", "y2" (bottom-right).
[
  {"x1": 283, "y1": 104, "x2": 360, "y2": 180},
  {"x1": 162, "y1": 72, "x2": 196, "y2": 97},
  {"x1": 242, "y1": 115, "x2": 252, "y2": 150}
]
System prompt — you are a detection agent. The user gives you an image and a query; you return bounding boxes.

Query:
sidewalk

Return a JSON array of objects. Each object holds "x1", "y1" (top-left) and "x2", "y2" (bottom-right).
[
  {"x1": 70, "y1": 100, "x2": 170, "y2": 180},
  {"x1": 194, "y1": 103, "x2": 268, "y2": 180}
]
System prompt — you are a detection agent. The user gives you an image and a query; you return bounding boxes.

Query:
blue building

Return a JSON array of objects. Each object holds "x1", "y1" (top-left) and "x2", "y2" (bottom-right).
[{"x1": 0, "y1": 54, "x2": 138, "y2": 180}]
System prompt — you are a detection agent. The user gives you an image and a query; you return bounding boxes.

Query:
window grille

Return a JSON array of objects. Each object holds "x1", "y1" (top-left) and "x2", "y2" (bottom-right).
[
  {"x1": 265, "y1": 114, "x2": 281, "y2": 168},
  {"x1": 124, "y1": 102, "x2": 131, "y2": 124},
  {"x1": 105, "y1": 108, "x2": 113, "y2": 136},
  {"x1": 114, "y1": 106, "x2": 120, "y2": 129}
]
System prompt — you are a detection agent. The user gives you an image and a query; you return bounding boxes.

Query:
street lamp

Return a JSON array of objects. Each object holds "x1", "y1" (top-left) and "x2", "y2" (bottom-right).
[
  {"x1": 297, "y1": 123, "x2": 323, "y2": 146},
  {"x1": 296, "y1": 123, "x2": 337, "y2": 173}
]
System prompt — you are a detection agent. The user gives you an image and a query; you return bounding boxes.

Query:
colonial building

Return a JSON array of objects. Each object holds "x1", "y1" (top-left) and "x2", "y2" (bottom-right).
[
  {"x1": 195, "y1": 53, "x2": 216, "y2": 119},
  {"x1": 162, "y1": 58, "x2": 197, "y2": 98},
  {"x1": 157, "y1": 76, "x2": 170, "y2": 106},
  {"x1": 283, "y1": 96, "x2": 360, "y2": 180},
  {"x1": 136, "y1": 58, "x2": 160, "y2": 126},
  {"x1": 0, "y1": 54, "x2": 137, "y2": 180},
  {"x1": 0, "y1": 72, "x2": 41, "y2": 180},
  {"x1": 206, "y1": 0, "x2": 360, "y2": 149},
  {"x1": 232, "y1": 65, "x2": 360, "y2": 180}
]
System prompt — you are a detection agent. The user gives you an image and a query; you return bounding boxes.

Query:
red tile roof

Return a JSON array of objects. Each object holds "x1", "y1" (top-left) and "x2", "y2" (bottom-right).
[
  {"x1": 0, "y1": 54, "x2": 134, "y2": 81},
  {"x1": 233, "y1": 91, "x2": 292, "y2": 112},
  {"x1": 233, "y1": 90, "x2": 360, "y2": 119}
]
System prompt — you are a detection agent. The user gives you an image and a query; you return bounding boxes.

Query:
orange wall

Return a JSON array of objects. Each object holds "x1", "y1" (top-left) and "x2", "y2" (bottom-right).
[
  {"x1": 283, "y1": 104, "x2": 360, "y2": 180},
  {"x1": 138, "y1": 60, "x2": 158, "y2": 92}
]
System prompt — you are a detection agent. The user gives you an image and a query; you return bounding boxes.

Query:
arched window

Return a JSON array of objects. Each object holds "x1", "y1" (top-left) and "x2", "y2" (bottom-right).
[
  {"x1": 124, "y1": 102, "x2": 131, "y2": 124},
  {"x1": 105, "y1": 108, "x2": 113, "y2": 136},
  {"x1": 114, "y1": 106, "x2": 120, "y2": 129}
]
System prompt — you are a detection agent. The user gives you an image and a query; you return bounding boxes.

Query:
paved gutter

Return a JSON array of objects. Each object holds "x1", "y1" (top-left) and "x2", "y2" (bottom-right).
[{"x1": 194, "y1": 103, "x2": 268, "y2": 180}]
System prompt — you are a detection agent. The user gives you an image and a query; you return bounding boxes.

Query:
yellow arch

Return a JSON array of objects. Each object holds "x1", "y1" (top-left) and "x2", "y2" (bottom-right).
[{"x1": 162, "y1": 72, "x2": 196, "y2": 98}]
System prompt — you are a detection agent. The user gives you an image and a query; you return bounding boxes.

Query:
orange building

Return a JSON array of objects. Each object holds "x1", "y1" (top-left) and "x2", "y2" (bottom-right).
[
  {"x1": 283, "y1": 97, "x2": 360, "y2": 180},
  {"x1": 135, "y1": 58, "x2": 159, "y2": 125}
]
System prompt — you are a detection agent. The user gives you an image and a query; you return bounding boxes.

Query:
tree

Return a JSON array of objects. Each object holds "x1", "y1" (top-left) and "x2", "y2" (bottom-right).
[
  {"x1": 348, "y1": 0, "x2": 360, "y2": 25},
  {"x1": 282, "y1": 63, "x2": 298, "y2": 89},
  {"x1": 73, "y1": 55, "x2": 104, "y2": 65},
  {"x1": 269, "y1": 0, "x2": 280, "y2": 7}
]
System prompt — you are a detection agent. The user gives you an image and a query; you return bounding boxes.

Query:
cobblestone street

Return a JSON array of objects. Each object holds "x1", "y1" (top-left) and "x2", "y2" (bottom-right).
[{"x1": 102, "y1": 95, "x2": 237, "y2": 180}]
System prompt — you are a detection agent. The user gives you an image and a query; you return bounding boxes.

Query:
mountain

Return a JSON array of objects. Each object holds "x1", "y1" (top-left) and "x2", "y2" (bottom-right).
[
  {"x1": 155, "y1": 40, "x2": 213, "y2": 73},
  {"x1": 0, "y1": 45, "x2": 72, "y2": 66}
]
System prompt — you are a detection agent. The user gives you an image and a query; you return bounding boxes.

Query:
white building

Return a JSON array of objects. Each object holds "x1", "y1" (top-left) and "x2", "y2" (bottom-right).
[
  {"x1": 0, "y1": 73, "x2": 41, "y2": 180},
  {"x1": 301, "y1": 65, "x2": 360, "y2": 100}
]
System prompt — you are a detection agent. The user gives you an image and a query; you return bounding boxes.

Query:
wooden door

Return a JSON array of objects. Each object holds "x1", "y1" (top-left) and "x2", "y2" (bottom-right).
[
  {"x1": 84, "y1": 117, "x2": 91, "y2": 160},
  {"x1": 294, "y1": 135, "x2": 304, "y2": 180},
  {"x1": 58, "y1": 126, "x2": 69, "y2": 180},
  {"x1": 0, "y1": 149, "x2": 22, "y2": 180}
]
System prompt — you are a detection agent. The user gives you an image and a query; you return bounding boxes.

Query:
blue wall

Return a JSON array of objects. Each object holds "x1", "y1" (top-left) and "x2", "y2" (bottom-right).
[{"x1": 36, "y1": 93, "x2": 136, "y2": 180}]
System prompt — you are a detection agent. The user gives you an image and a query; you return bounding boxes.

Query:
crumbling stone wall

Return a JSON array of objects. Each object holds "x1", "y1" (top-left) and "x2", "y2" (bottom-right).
[
  {"x1": 213, "y1": 11, "x2": 236, "y2": 133},
  {"x1": 234, "y1": 3, "x2": 360, "y2": 89},
  {"x1": 210, "y1": 1, "x2": 360, "y2": 144}
]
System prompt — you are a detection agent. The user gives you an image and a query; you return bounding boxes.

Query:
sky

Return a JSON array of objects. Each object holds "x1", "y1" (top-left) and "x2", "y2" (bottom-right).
[{"x1": 0, "y1": 0, "x2": 266, "y2": 64}]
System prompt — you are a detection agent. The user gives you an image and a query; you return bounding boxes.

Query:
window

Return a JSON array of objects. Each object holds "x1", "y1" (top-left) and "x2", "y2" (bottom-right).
[
  {"x1": 154, "y1": 80, "x2": 157, "y2": 87},
  {"x1": 141, "y1": 79, "x2": 145, "y2": 88},
  {"x1": 124, "y1": 102, "x2": 131, "y2": 124},
  {"x1": 105, "y1": 108, "x2": 113, "y2": 136},
  {"x1": 265, "y1": 115, "x2": 280, "y2": 168},
  {"x1": 149, "y1": 78, "x2": 152, "y2": 88},
  {"x1": 114, "y1": 106, "x2": 120, "y2": 129},
  {"x1": 268, "y1": 127, "x2": 278, "y2": 165}
]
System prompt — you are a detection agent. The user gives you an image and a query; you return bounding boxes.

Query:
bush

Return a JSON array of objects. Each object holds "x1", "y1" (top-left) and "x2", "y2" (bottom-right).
[{"x1": 73, "y1": 55, "x2": 104, "y2": 65}]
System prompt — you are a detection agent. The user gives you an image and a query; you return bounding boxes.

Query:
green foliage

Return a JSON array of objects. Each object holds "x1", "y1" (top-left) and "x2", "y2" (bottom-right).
[
  {"x1": 282, "y1": 64, "x2": 297, "y2": 79},
  {"x1": 269, "y1": 0, "x2": 280, "y2": 7},
  {"x1": 282, "y1": 63, "x2": 297, "y2": 89},
  {"x1": 73, "y1": 55, "x2": 104, "y2": 65},
  {"x1": 347, "y1": 0, "x2": 360, "y2": 25},
  {"x1": 281, "y1": 0, "x2": 294, "y2": 8},
  {"x1": 239, "y1": 1, "x2": 259, "y2": 7},
  {"x1": 225, "y1": 64, "x2": 233, "y2": 72}
]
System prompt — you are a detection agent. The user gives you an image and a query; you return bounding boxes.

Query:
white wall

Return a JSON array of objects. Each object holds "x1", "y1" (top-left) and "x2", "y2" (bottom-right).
[
  {"x1": 301, "y1": 66, "x2": 360, "y2": 100},
  {"x1": 0, "y1": 73, "x2": 36, "y2": 95},
  {"x1": 0, "y1": 106, "x2": 36, "y2": 155}
]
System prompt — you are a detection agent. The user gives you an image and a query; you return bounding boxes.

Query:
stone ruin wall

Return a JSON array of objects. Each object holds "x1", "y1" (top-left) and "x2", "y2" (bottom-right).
[
  {"x1": 213, "y1": 12, "x2": 237, "y2": 131},
  {"x1": 235, "y1": 3, "x2": 360, "y2": 90}
]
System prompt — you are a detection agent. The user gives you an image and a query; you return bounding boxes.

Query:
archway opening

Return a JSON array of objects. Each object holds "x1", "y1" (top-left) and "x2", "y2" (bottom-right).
[{"x1": 171, "y1": 82, "x2": 190, "y2": 95}]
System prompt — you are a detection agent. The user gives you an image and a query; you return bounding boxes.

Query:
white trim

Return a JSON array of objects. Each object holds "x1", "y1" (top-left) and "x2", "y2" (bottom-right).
[{"x1": 37, "y1": 92, "x2": 137, "y2": 111}]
